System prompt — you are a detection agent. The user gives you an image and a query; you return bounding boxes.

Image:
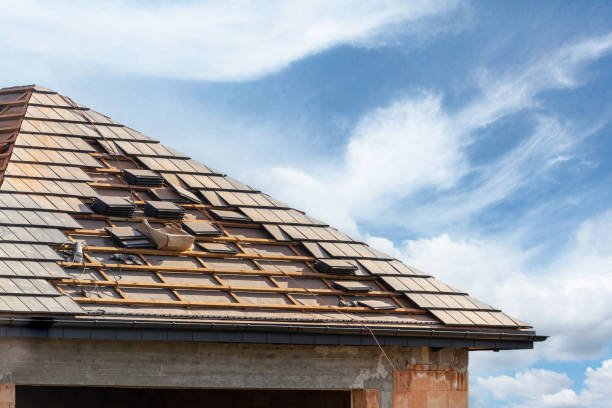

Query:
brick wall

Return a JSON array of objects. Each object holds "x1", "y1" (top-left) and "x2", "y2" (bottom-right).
[{"x1": 393, "y1": 364, "x2": 468, "y2": 408}]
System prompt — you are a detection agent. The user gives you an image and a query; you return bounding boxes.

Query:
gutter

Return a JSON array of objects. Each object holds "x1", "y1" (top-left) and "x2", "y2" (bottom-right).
[{"x1": 0, "y1": 316, "x2": 547, "y2": 350}]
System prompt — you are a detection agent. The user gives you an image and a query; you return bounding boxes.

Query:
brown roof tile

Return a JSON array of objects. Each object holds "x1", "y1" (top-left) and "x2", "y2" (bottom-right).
[{"x1": 0, "y1": 84, "x2": 539, "y2": 338}]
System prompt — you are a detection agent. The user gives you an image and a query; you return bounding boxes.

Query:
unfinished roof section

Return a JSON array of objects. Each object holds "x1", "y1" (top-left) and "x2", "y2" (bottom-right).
[{"x1": 0, "y1": 84, "x2": 540, "y2": 345}]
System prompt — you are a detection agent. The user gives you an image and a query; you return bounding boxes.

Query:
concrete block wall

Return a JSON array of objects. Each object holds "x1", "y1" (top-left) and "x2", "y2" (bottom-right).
[{"x1": 0, "y1": 337, "x2": 468, "y2": 407}]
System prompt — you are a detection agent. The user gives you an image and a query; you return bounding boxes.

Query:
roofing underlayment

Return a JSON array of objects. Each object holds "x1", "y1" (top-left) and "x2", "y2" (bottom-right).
[{"x1": 0, "y1": 85, "x2": 543, "y2": 345}]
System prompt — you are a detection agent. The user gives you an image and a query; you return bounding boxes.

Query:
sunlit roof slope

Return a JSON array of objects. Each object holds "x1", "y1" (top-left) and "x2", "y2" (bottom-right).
[{"x1": 0, "y1": 84, "x2": 543, "y2": 347}]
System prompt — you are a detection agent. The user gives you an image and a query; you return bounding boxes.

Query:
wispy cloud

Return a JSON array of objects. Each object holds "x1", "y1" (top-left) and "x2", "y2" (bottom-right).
[
  {"x1": 0, "y1": 0, "x2": 460, "y2": 81},
  {"x1": 404, "y1": 115, "x2": 582, "y2": 231},
  {"x1": 459, "y1": 33, "x2": 612, "y2": 131},
  {"x1": 255, "y1": 33, "x2": 612, "y2": 236}
]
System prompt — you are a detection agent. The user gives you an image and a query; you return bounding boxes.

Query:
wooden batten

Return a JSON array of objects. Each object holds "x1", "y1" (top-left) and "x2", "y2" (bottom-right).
[
  {"x1": 54, "y1": 278, "x2": 396, "y2": 297},
  {"x1": 71, "y1": 296, "x2": 425, "y2": 315},
  {"x1": 57, "y1": 261, "x2": 376, "y2": 280},
  {"x1": 54, "y1": 244, "x2": 313, "y2": 262}
]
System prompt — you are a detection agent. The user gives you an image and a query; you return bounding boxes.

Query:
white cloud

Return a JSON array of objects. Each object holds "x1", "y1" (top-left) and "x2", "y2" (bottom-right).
[
  {"x1": 257, "y1": 33, "x2": 612, "y2": 235},
  {"x1": 0, "y1": 0, "x2": 460, "y2": 81},
  {"x1": 345, "y1": 94, "x2": 463, "y2": 197},
  {"x1": 259, "y1": 92, "x2": 461, "y2": 235},
  {"x1": 584, "y1": 359, "x2": 612, "y2": 395},
  {"x1": 475, "y1": 369, "x2": 572, "y2": 401},
  {"x1": 379, "y1": 208, "x2": 612, "y2": 363},
  {"x1": 473, "y1": 360, "x2": 612, "y2": 408}
]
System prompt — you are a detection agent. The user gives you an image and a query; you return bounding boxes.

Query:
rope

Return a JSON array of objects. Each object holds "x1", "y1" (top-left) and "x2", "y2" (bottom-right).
[{"x1": 275, "y1": 267, "x2": 399, "y2": 373}]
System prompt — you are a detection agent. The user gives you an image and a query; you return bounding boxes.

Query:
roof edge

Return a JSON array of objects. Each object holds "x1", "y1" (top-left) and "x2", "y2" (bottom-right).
[{"x1": 0, "y1": 316, "x2": 547, "y2": 349}]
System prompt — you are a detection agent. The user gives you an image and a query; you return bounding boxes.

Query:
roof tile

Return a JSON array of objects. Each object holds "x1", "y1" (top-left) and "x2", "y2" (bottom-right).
[{"x1": 0, "y1": 85, "x2": 537, "y2": 334}]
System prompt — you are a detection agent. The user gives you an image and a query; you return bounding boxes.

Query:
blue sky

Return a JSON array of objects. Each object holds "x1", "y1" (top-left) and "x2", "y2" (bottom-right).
[{"x1": 2, "y1": 1, "x2": 612, "y2": 406}]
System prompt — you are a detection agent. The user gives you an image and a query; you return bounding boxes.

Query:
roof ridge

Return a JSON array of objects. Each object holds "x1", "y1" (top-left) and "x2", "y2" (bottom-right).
[
  {"x1": 31, "y1": 84, "x2": 57, "y2": 93},
  {"x1": 0, "y1": 84, "x2": 35, "y2": 92},
  {"x1": 0, "y1": 84, "x2": 58, "y2": 93}
]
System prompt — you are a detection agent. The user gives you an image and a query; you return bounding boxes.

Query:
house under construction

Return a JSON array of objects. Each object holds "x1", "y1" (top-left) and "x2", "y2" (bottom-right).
[{"x1": 0, "y1": 85, "x2": 545, "y2": 407}]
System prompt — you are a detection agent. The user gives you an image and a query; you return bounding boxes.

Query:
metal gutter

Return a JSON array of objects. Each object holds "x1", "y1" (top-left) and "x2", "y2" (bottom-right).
[{"x1": 0, "y1": 316, "x2": 547, "y2": 350}]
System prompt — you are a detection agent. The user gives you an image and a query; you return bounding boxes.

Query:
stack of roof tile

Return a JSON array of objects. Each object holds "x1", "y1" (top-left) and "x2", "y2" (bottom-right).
[
  {"x1": 143, "y1": 201, "x2": 185, "y2": 220},
  {"x1": 313, "y1": 259, "x2": 358, "y2": 275},
  {"x1": 332, "y1": 281, "x2": 372, "y2": 292},
  {"x1": 122, "y1": 169, "x2": 164, "y2": 187},
  {"x1": 209, "y1": 209, "x2": 251, "y2": 223},
  {"x1": 181, "y1": 221, "x2": 223, "y2": 236},
  {"x1": 91, "y1": 196, "x2": 136, "y2": 217},
  {"x1": 106, "y1": 226, "x2": 154, "y2": 248}
]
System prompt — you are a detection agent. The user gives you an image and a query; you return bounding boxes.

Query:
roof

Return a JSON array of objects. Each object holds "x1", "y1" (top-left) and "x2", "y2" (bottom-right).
[{"x1": 0, "y1": 84, "x2": 544, "y2": 348}]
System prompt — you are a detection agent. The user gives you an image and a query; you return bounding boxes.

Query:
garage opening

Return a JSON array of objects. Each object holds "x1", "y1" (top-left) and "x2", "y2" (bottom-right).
[{"x1": 17, "y1": 385, "x2": 351, "y2": 408}]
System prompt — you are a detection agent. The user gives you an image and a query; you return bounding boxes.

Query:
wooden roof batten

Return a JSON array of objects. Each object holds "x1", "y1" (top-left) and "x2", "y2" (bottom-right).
[{"x1": 0, "y1": 84, "x2": 544, "y2": 345}]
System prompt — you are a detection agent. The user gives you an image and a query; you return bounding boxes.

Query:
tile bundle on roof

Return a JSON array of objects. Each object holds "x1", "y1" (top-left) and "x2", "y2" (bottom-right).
[
  {"x1": 122, "y1": 169, "x2": 164, "y2": 187},
  {"x1": 92, "y1": 196, "x2": 136, "y2": 217},
  {"x1": 143, "y1": 201, "x2": 185, "y2": 220},
  {"x1": 313, "y1": 259, "x2": 358, "y2": 275},
  {"x1": 209, "y1": 209, "x2": 251, "y2": 223},
  {"x1": 332, "y1": 281, "x2": 372, "y2": 292},
  {"x1": 181, "y1": 221, "x2": 223, "y2": 236},
  {"x1": 106, "y1": 226, "x2": 154, "y2": 248}
]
